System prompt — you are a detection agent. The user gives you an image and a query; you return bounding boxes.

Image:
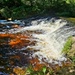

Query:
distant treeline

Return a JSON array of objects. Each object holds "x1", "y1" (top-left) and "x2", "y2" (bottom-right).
[{"x1": 0, "y1": 0, "x2": 75, "y2": 19}]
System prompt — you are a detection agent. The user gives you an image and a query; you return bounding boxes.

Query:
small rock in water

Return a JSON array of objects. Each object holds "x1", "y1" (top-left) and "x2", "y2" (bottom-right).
[
  {"x1": 6, "y1": 26, "x2": 10, "y2": 28},
  {"x1": 12, "y1": 24, "x2": 19, "y2": 28},
  {"x1": 7, "y1": 18, "x2": 12, "y2": 21}
]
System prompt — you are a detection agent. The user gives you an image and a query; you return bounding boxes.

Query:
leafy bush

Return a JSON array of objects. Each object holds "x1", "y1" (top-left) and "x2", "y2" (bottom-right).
[
  {"x1": 0, "y1": 0, "x2": 75, "y2": 19},
  {"x1": 0, "y1": 7, "x2": 11, "y2": 18},
  {"x1": 66, "y1": 0, "x2": 75, "y2": 17}
]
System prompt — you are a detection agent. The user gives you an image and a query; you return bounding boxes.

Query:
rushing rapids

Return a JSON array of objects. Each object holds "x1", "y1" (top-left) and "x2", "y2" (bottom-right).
[{"x1": 0, "y1": 17, "x2": 75, "y2": 65}]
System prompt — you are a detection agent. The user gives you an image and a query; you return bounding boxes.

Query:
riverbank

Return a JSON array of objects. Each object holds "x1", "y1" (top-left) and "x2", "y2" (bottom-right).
[{"x1": 60, "y1": 17, "x2": 75, "y2": 25}]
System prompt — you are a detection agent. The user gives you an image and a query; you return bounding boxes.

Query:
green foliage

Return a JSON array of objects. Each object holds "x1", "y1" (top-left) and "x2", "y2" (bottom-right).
[
  {"x1": 63, "y1": 37, "x2": 75, "y2": 68},
  {"x1": 0, "y1": 7, "x2": 11, "y2": 18},
  {"x1": 66, "y1": 0, "x2": 75, "y2": 17},
  {"x1": 11, "y1": 6, "x2": 26, "y2": 19},
  {"x1": 42, "y1": 66, "x2": 46, "y2": 74},
  {"x1": 62, "y1": 36, "x2": 73, "y2": 53},
  {"x1": 25, "y1": 66, "x2": 54, "y2": 75},
  {"x1": 25, "y1": 64, "x2": 75, "y2": 75},
  {"x1": 0, "y1": 0, "x2": 75, "y2": 19},
  {"x1": 63, "y1": 36, "x2": 75, "y2": 64},
  {"x1": 56, "y1": 12, "x2": 70, "y2": 17}
]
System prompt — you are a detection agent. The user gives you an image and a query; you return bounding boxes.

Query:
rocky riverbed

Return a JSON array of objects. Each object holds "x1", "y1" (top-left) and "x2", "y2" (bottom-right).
[{"x1": 0, "y1": 16, "x2": 75, "y2": 75}]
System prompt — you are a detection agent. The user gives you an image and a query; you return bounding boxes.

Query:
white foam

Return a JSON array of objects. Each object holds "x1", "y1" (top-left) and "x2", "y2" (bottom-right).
[{"x1": 7, "y1": 18, "x2": 75, "y2": 64}]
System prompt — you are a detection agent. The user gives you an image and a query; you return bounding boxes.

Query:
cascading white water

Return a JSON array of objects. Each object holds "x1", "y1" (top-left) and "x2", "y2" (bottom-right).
[{"x1": 3, "y1": 17, "x2": 75, "y2": 64}]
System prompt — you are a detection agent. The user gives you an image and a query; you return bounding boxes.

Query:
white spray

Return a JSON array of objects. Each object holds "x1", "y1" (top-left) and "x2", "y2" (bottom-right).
[{"x1": 7, "y1": 18, "x2": 75, "y2": 64}]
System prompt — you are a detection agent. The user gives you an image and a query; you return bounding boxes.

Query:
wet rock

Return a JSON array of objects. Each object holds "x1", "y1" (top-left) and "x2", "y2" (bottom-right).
[
  {"x1": 30, "y1": 58, "x2": 44, "y2": 71},
  {"x1": 0, "y1": 72, "x2": 8, "y2": 75},
  {"x1": 12, "y1": 24, "x2": 20, "y2": 28},
  {"x1": 13, "y1": 67, "x2": 26, "y2": 75}
]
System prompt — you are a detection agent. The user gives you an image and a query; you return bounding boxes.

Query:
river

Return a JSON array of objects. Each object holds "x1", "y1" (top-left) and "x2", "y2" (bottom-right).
[{"x1": 0, "y1": 16, "x2": 75, "y2": 74}]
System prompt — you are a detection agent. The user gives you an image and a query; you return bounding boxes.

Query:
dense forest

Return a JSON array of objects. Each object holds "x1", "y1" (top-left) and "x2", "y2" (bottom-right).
[{"x1": 0, "y1": 0, "x2": 75, "y2": 19}]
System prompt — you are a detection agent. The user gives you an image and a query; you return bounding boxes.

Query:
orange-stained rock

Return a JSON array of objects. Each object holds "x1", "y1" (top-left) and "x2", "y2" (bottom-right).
[
  {"x1": 10, "y1": 55, "x2": 21, "y2": 60},
  {"x1": 33, "y1": 63, "x2": 44, "y2": 71},
  {"x1": 9, "y1": 39, "x2": 22, "y2": 48},
  {"x1": 8, "y1": 34, "x2": 30, "y2": 48},
  {"x1": 0, "y1": 33, "x2": 31, "y2": 48},
  {"x1": 30, "y1": 58, "x2": 40, "y2": 64},
  {"x1": 62, "y1": 60, "x2": 72, "y2": 67},
  {"x1": 9, "y1": 38, "x2": 30, "y2": 48},
  {"x1": 13, "y1": 67, "x2": 25, "y2": 75},
  {"x1": 30, "y1": 58, "x2": 44, "y2": 71},
  {"x1": 0, "y1": 34, "x2": 15, "y2": 38},
  {"x1": 9, "y1": 73, "x2": 14, "y2": 75},
  {"x1": 9, "y1": 61, "x2": 14, "y2": 65},
  {"x1": 0, "y1": 34, "x2": 29, "y2": 39}
]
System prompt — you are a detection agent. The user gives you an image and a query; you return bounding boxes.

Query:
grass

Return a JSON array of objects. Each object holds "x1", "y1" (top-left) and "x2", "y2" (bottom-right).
[
  {"x1": 62, "y1": 36, "x2": 73, "y2": 54},
  {"x1": 62, "y1": 36, "x2": 75, "y2": 64}
]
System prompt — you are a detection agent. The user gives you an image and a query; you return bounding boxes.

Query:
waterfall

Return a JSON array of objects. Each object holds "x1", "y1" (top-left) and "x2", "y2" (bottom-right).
[{"x1": 1, "y1": 17, "x2": 75, "y2": 64}]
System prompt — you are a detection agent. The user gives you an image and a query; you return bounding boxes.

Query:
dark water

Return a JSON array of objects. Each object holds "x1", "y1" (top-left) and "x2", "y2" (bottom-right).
[{"x1": 0, "y1": 20, "x2": 32, "y2": 74}]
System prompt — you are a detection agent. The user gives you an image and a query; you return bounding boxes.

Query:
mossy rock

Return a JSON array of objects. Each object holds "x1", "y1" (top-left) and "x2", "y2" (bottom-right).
[{"x1": 60, "y1": 17, "x2": 75, "y2": 25}]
